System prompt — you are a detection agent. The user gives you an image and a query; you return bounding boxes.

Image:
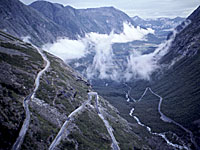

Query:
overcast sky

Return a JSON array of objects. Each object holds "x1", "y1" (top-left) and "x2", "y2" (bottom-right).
[{"x1": 20, "y1": 0, "x2": 199, "y2": 18}]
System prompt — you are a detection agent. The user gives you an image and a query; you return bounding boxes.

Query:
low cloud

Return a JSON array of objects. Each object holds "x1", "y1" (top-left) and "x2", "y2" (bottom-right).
[
  {"x1": 125, "y1": 51, "x2": 158, "y2": 81},
  {"x1": 112, "y1": 24, "x2": 154, "y2": 43},
  {"x1": 43, "y1": 23, "x2": 159, "y2": 81},
  {"x1": 122, "y1": 30, "x2": 178, "y2": 81},
  {"x1": 85, "y1": 23, "x2": 155, "y2": 81},
  {"x1": 43, "y1": 38, "x2": 87, "y2": 61}
]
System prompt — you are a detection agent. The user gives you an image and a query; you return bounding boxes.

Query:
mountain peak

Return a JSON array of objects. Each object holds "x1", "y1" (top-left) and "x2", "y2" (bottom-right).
[
  {"x1": 30, "y1": 1, "x2": 135, "y2": 35},
  {"x1": 65, "y1": 5, "x2": 75, "y2": 9},
  {"x1": 132, "y1": 16, "x2": 143, "y2": 20},
  {"x1": 30, "y1": 0, "x2": 64, "y2": 9}
]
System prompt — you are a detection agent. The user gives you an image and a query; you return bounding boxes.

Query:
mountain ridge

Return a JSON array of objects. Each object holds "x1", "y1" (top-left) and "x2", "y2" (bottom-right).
[
  {"x1": 0, "y1": 0, "x2": 136, "y2": 46},
  {"x1": 0, "y1": 0, "x2": 74, "y2": 46},
  {"x1": 30, "y1": 1, "x2": 135, "y2": 35}
]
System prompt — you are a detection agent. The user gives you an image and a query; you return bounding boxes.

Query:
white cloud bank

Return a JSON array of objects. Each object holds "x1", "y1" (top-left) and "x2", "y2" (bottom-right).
[
  {"x1": 43, "y1": 38, "x2": 87, "y2": 61},
  {"x1": 43, "y1": 23, "x2": 161, "y2": 81},
  {"x1": 125, "y1": 51, "x2": 158, "y2": 80}
]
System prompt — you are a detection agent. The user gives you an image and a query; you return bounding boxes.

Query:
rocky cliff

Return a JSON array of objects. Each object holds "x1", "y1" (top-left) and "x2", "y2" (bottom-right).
[
  {"x1": 0, "y1": 0, "x2": 73, "y2": 46},
  {"x1": 30, "y1": 1, "x2": 135, "y2": 35},
  {"x1": 0, "y1": 0, "x2": 135, "y2": 46}
]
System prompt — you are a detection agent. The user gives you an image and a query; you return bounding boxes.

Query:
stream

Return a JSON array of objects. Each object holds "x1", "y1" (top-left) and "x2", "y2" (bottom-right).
[{"x1": 128, "y1": 87, "x2": 198, "y2": 150}]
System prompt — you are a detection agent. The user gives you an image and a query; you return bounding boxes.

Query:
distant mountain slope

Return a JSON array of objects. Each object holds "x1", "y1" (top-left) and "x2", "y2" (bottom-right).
[
  {"x1": 132, "y1": 16, "x2": 185, "y2": 39},
  {"x1": 29, "y1": 1, "x2": 85, "y2": 37},
  {"x1": 30, "y1": 1, "x2": 135, "y2": 34},
  {"x1": 0, "y1": 0, "x2": 73, "y2": 46},
  {"x1": 132, "y1": 16, "x2": 184, "y2": 31},
  {"x1": 153, "y1": 4, "x2": 200, "y2": 139},
  {"x1": 0, "y1": 0, "x2": 136, "y2": 46},
  {"x1": 129, "y1": 6, "x2": 200, "y2": 149}
]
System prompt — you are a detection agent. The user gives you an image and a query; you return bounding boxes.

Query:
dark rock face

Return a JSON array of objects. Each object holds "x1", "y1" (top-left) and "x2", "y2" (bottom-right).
[
  {"x1": 156, "y1": 4, "x2": 200, "y2": 134},
  {"x1": 30, "y1": 1, "x2": 135, "y2": 35},
  {"x1": 0, "y1": 0, "x2": 74, "y2": 46},
  {"x1": 161, "y1": 6, "x2": 200, "y2": 63},
  {"x1": 76, "y1": 6, "x2": 135, "y2": 34},
  {"x1": 29, "y1": 1, "x2": 85, "y2": 37},
  {"x1": 0, "y1": 0, "x2": 136, "y2": 46}
]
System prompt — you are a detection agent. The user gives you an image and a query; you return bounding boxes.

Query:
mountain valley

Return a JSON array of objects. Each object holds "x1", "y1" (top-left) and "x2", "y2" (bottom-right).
[{"x1": 0, "y1": 0, "x2": 200, "y2": 150}]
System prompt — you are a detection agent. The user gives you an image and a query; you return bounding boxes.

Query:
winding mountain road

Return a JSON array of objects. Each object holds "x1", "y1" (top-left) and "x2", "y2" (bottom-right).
[
  {"x1": 49, "y1": 92, "x2": 120, "y2": 150},
  {"x1": 12, "y1": 48, "x2": 50, "y2": 150},
  {"x1": 148, "y1": 88, "x2": 199, "y2": 150},
  {"x1": 12, "y1": 46, "x2": 119, "y2": 150},
  {"x1": 129, "y1": 87, "x2": 199, "y2": 150},
  {"x1": 49, "y1": 97, "x2": 91, "y2": 150},
  {"x1": 11, "y1": 93, "x2": 32, "y2": 150},
  {"x1": 90, "y1": 92, "x2": 120, "y2": 150},
  {"x1": 31, "y1": 47, "x2": 50, "y2": 99}
]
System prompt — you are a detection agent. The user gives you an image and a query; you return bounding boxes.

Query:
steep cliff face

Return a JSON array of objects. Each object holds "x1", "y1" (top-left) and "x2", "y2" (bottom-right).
[
  {"x1": 29, "y1": 1, "x2": 85, "y2": 37},
  {"x1": 152, "y1": 5, "x2": 200, "y2": 145},
  {"x1": 0, "y1": 31, "x2": 155, "y2": 150},
  {"x1": 0, "y1": 0, "x2": 75, "y2": 46},
  {"x1": 30, "y1": 1, "x2": 135, "y2": 35},
  {"x1": 76, "y1": 6, "x2": 135, "y2": 34},
  {"x1": 161, "y1": 6, "x2": 200, "y2": 63},
  {"x1": 0, "y1": 0, "x2": 136, "y2": 46}
]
